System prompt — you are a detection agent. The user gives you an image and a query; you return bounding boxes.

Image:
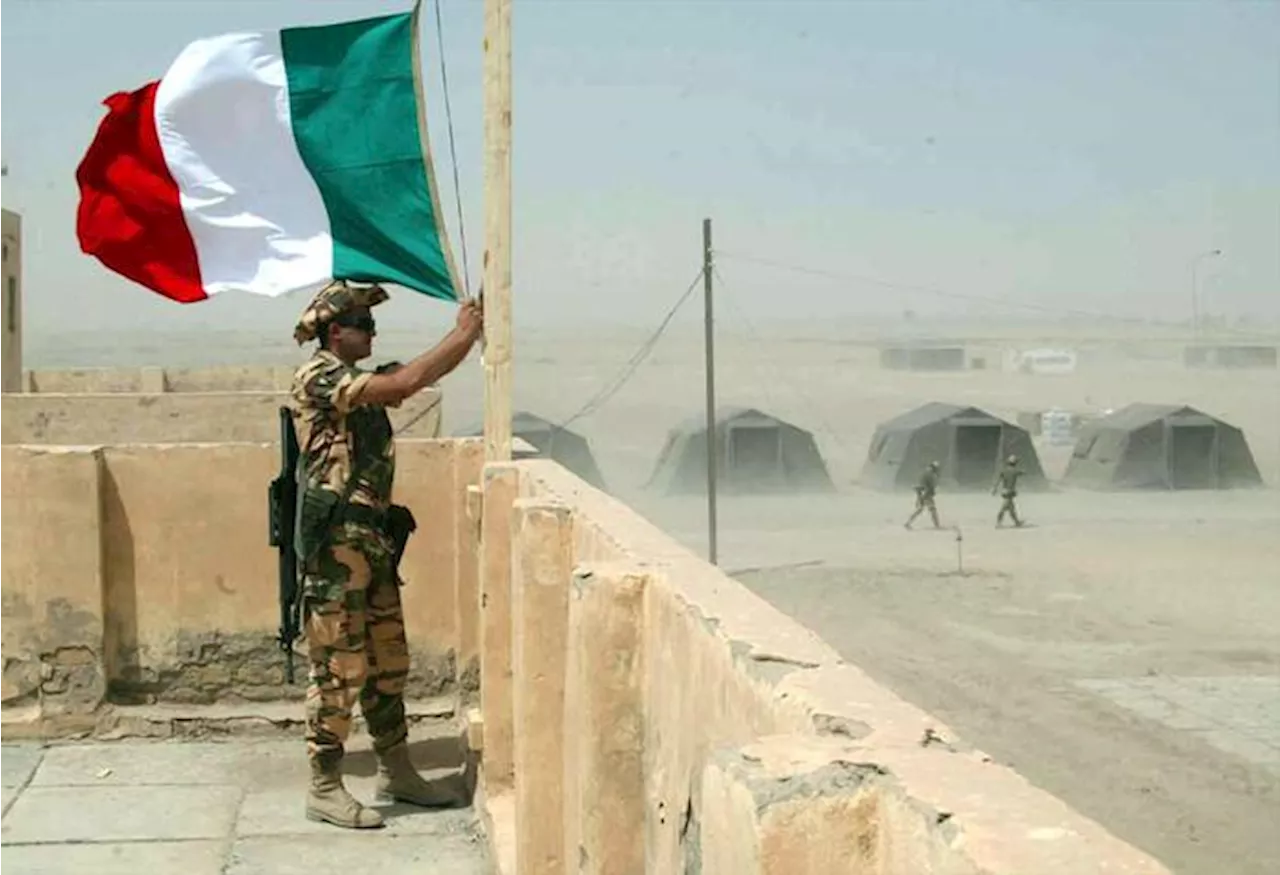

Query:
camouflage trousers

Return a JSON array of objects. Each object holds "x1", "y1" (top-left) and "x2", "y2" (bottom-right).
[
  {"x1": 997, "y1": 493, "x2": 1022, "y2": 526},
  {"x1": 303, "y1": 524, "x2": 409, "y2": 765},
  {"x1": 906, "y1": 492, "x2": 939, "y2": 528}
]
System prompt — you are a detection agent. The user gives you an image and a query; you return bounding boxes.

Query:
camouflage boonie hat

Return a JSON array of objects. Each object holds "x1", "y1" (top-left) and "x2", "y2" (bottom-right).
[{"x1": 293, "y1": 280, "x2": 391, "y2": 345}]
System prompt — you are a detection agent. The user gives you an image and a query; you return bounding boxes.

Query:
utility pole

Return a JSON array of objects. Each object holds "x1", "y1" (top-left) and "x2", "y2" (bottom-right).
[
  {"x1": 482, "y1": 0, "x2": 513, "y2": 462},
  {"x1": 703, "y1": 218, "x2": 718, "y2": 565}
]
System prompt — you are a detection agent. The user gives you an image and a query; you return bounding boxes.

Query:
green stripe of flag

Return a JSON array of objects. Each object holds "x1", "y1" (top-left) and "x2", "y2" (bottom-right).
[{"x1": 281, "y1": 11, "x2": 457, "y2": 300}]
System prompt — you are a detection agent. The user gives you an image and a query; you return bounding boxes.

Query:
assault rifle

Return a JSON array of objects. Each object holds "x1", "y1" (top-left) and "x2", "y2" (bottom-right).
[{"x1": 267, "y1": 406, "x2": 302, "y2": 684}]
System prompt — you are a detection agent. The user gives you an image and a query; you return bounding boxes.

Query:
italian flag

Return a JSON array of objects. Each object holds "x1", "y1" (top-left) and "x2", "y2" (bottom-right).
[{"x1": 75, "y1": 8, "x2": 459, "y2": 304}]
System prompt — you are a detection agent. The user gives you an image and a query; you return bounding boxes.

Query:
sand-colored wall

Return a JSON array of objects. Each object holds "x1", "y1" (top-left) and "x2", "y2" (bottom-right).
[
  {"x1": 482, "y1": 458, "x2": 1171, "y2": 875},
  {"x1": 19, "y1": 363, "x2": 446, "y2": 394},
  {"x1": 2, "y1": 389, "x2": 443, "y2": 444},
  {"x1": 1, "y1": 438, "x2": 481, "y2": 726},
  {"x1": 1, "y1": 447, "x2": 105, "y2": 726},
  {"x1": 21, "y1": 364, "x2": 298, "y2": 394}
]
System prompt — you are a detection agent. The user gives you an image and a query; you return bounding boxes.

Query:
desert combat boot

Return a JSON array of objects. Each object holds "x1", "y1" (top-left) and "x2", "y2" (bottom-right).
[
  {"x1": 306, "y1": 756, "x2": 384, "y2": 829},
  {"x1": 375, "y1": 741, "x2": 466, "y2": 807}
]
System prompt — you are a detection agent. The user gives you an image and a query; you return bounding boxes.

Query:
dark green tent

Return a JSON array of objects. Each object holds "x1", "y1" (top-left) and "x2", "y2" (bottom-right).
[
  {"x1": 1062, "y1": 404, "x2": 1262, "y2": 490},
  {"x1": 861, "y1": 402, "x2": 1046, "y2": 491},
  {"x1": 646, "y1": 407, "x2": 834, "y2": 495},
  {"x1": 455, "y1": 411, "x2": 607, "y2": 490}
]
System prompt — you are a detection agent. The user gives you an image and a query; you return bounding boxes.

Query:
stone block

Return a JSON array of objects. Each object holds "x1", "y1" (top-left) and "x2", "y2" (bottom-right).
[
  {"x1": 0, "y1": 841, "x2": 226, "y2": 875},
  {"x1": 139, "y1": 366, "x2": 168, "y2": 393},
  {"x1": 1, "y1": 446, "x2": 107, "y2": 716},
  {"x1": 454, "y1": 439, "x2": 485, "y2": 695},
  {"x1": 224, "y1": 834, "x2": 490, "y2": 875},
  {"x1": 1, "y1": 743, "x2": 44, "y2": 788},
  {"x1": 1, "y1": 785, "x2": 240, "y2": 842},
  {"x1": 566, "y1": 563, "x2": 648, "y2": 875},
  {"x1": 511, "y1": 499, "x2": 573, "y2": 875},
  {"x1": 479, "y1": 463, "x2": 520, "y2": 791},
  {"x1": 31, "y1": 741, "x2": 248, "y2": 787},
  {"x1": 397, "y1": 440, "x2": 461, "y2": 656},
  {"x1": 700, "y1": 735, "x2": 971, "y2": 875}
]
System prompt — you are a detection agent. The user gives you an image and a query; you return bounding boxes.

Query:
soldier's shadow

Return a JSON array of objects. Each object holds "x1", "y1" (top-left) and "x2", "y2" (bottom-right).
[{"x1": 344, "y1": 737, "x2": 479, "y2": 820}]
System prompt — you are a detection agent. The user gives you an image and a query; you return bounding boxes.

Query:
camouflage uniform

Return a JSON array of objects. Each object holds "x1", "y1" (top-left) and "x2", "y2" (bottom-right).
[
  {"x1": 289, "y1": 281, "x2": 458, "y2": 829},
  {"x1": 905, "y1": 462, "x2": 941, "y2": 529},
  {"x1": 993, "y1": 457, "x2": 1024, "y2": 527},
  {"x1": 291, "y1": 347, "x2": 408, "y2": 765}
]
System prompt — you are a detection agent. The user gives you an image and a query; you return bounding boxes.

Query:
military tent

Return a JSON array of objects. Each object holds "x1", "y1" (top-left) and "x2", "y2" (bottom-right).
[
  {"x1": 1062, "y1": 404, "x2": 1262, "y2": 490},
  {"x1": 861, "y1": 402, "x2": 1046, "y2": 491},
  {"x1": 455, "y1": 411, "x2": 607, "y2": 490},
  {"x1": 646, "y1": 407, "x2": 834, "y2": 494}
]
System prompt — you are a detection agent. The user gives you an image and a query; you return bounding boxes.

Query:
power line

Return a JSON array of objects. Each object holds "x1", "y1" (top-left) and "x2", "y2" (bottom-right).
[
  {"x1": 716, "y1": 249, "x2": 1153, "y2": 323},
  {"x1": 711, "y1": 265, "x2": 863, "y2": 466},
  {"x1": 715, "y1": 249, "x2": 1270, "y2": 336},
  {"x1": 558, "y1": 269, "x2": 705, "y2": 429}
]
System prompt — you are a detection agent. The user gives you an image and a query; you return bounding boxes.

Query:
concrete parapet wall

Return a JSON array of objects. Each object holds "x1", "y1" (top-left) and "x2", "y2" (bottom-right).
[
  {"x1": 2, "y1": 434, "x2": 1170, "y2": 871},
  {"x1": 1, "y1": 447, "x2": 107, "y2": 724},
  {"x1": 482, "y1": 458, "x2": 1170, "y2": 875},
  {"x1": 1, "y1": 438, "x2": 481, "y2": 731},
  {"x1": 22, "y1": 364, "x2": 299, "y2": 394},
  {"x1": 2, "y1": 388, "x2": 443, "y2": 445}
]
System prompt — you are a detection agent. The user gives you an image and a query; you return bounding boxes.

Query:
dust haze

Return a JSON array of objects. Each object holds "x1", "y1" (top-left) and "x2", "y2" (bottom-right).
[{"x1": 6, "y1": 1, "x2": 1280, "y2": 873}]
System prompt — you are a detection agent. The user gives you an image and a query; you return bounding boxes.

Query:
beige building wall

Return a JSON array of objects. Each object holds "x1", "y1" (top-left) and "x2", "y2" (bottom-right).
[
  {"x1": 2, "y1": 208, "x2": 21, "y2": 393},
  {"x1": 24, "y1": 364, "x2": 301, "y2": 394},
  {"x1": 2, "y1": 388, "x2": 443, "y2": 444},
  {"x1": 1, "y1": 438, "x2": 477, "y2": 717}
]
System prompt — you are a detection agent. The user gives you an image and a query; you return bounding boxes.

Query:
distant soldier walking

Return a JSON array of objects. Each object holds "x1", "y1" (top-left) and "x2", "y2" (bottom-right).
[
  {"x1": 289, "y1": 280, "x2": 483, "y2": 829},
  {"x1": 992, "y1": 454, "x2": 1025, "y2": 528},
  {"x1": 905, "y1": 460, "x2": 942, "y2": 530}
]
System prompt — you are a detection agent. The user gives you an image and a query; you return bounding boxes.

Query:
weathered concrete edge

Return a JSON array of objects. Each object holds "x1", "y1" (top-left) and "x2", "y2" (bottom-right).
[
  {"x1": 473, "y1": 767, "x2": 516, "y2": 875},
  {"x1": 518, "y1": 458, "x2": 1172, "y2": 874},
  {"x1": 0, "y1": 696, "x2": 462, "y2": 743}
]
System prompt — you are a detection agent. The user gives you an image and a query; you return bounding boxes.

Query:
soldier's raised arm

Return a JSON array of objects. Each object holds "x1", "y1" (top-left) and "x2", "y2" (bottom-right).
[{"x1": 359, "y1": 299, "x2": 483, "y2": 407}]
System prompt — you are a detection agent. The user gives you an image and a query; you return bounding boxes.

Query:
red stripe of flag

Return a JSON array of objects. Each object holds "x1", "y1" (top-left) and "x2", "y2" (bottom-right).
[{"x1": 74, "y1": 82, "x2": 206, "y2": 303}]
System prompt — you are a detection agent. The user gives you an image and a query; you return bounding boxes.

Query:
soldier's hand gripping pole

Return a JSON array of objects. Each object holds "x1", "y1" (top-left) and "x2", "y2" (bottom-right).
[{"x1": 268, "y1": 405, "x2": 302, "y2": 684}]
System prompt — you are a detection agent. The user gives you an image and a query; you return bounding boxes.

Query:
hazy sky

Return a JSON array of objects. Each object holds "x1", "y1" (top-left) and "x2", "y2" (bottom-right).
[{"x1": 3, "y1": 0, "x2": 1278, "y2": 338}]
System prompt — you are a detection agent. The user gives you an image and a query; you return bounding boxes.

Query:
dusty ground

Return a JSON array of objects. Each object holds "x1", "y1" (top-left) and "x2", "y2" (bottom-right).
[{"x1": 663, "y1": 489, "x2": 1280, "y2": 875}]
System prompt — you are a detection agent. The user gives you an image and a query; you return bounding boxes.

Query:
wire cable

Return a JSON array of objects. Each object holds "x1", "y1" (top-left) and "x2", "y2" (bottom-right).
[
  {"x1": 432, "y1": 0, "x2": 472, "y2": 298},
  {"x1": 557, "y1": 269, "x2": 705, "y2": 429},
  {"x1": 711, "y1": 265, "x2": 863, "y2": 467},
  {"x1": 716, "y1": 250, "x2": 1274, "y2": 337}
]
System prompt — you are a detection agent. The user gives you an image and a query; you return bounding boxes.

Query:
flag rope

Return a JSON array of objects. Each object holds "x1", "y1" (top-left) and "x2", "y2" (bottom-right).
[{"x1": 431, "y1": 0, "x2": 472, "y2": 299}]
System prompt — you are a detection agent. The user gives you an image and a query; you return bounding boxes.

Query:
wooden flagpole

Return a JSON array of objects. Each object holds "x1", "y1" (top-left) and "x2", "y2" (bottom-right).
[{"x1": 483, "y1": 0, "x2": 513, "y2": 462}]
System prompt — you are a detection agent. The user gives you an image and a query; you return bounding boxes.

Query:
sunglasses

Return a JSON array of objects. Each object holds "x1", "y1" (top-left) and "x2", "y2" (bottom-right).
[{"x1": 335, "y1": 314, "x2": 376, "y2": 333}]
